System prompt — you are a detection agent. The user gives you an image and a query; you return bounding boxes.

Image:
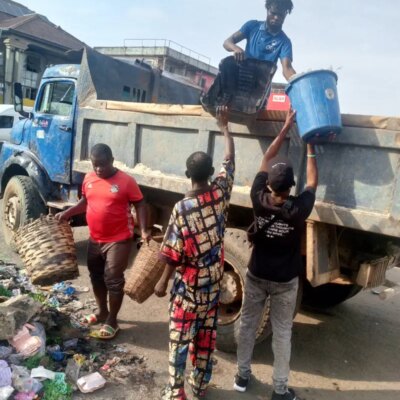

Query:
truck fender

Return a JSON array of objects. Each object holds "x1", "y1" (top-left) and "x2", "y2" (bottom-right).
[{"x1": 0, "y1": 150, "x2": 55, "y2": 203}]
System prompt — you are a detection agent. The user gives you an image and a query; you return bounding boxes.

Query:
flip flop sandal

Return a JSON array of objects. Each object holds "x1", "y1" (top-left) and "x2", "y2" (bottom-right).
[
  {"x1": 90, "y1": 324, "x2": 120, "y2": 340},
  {"x1": 160, "y1": 385, "x2": 187, "y2": 400},
  {"x1": 80, "y1": 314, "x2": 98, "y2": 326}
]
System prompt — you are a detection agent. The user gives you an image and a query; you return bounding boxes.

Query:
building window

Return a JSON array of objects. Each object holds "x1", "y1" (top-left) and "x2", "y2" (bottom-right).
[
  {"x1": 26, "y1": 55, "x2": 41, "y2": 73},
  {"x1": 24, "y1": 87, "x2": 37, "y2": 101}
]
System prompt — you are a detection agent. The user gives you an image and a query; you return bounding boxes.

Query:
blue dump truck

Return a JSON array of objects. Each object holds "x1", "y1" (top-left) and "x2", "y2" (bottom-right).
[{"x1": 1, "y1": 48, "x2": 399, "y2": 352}]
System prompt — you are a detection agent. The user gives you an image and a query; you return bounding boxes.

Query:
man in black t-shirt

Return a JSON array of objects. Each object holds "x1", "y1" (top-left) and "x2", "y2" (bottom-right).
[{"x1": 233, "y1": 109, "x2": 318, "y2": 400}]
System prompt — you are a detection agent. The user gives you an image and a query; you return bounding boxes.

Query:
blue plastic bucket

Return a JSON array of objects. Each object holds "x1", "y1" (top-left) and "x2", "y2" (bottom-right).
[{"x1": 286, "y1": 70, "x2": 342, "y2": 142}]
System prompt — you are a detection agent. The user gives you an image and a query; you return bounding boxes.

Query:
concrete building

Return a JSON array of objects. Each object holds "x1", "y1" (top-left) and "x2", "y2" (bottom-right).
[
  {"x1": 95, "y1": 39, "x2": 218, "y2": 92},
  {"x1": 0, "y1": 0, "x2": 85, "y2": 105}
]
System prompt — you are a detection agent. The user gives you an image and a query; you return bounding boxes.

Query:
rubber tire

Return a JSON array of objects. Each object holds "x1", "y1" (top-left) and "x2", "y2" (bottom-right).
[
  {"x1": 217, "y1": 228, "x2": 303, "y2": 353},
  {"x1": 216, "y1": 228, "x2": 251, "y2": 353},
  {"x1": 2, "y1": 175, "x2": 46, "y2": 246},
  {"x1": 302, "y1": 281, "x2": 362, "y2": 309}
]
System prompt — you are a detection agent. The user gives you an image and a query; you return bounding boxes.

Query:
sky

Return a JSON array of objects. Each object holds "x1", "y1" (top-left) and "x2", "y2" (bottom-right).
[{"x1": 24, "y1": 0, "x2": 400, "y2": 116}]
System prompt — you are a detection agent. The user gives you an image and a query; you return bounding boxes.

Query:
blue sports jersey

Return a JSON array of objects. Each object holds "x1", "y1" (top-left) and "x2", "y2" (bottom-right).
[{"x1": 240, "y1": 20, "x2": 293, "y2": 64}]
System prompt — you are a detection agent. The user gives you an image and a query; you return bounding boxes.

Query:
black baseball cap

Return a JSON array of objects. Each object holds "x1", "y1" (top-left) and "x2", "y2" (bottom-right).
[{"x1": 267, "y1": 155, "x2": 295, "y2": 192}]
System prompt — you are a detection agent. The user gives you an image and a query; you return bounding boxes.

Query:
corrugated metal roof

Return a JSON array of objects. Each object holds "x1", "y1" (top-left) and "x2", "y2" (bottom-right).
[
  {"x1": 0, "y1": 14, "x2": 86, "y2": 50},
  {"x1": 0, "y1": 0, "x2": 33, "y2": 17}
]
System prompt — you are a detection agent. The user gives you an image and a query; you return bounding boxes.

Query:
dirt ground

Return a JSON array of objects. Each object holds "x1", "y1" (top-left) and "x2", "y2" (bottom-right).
[{"x1": 1, "y1": 225, "x2": 399, "y2": 400}]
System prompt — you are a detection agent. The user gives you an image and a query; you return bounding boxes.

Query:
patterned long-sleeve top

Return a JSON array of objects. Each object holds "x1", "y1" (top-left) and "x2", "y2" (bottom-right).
[{"x1": 159, "y1": 158, "x2": 235, "y2": 312}]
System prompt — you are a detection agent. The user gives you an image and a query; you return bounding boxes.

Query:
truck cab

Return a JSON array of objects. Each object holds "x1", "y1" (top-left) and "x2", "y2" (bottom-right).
[{"x1": 0, "y1": 47, "x2": 203, "y2": 244}]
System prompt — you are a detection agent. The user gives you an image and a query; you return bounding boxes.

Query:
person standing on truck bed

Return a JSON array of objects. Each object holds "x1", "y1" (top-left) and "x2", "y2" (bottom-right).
[
  {"x1": 233, "y1": 109, "x2": 318, "y2": 400},
  {"x1": 154, "y1": 107, "x2": 235, "y2": 400},
  {"x1": 56, "y1": 143, "x2": 150, "y2": 340},
  {"x1": 223, "y1": 0, "x2": 296, "y2": 81}
]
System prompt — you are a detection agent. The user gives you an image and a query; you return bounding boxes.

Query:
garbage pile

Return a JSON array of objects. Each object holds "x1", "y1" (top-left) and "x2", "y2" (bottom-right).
[{"x1": 0, "y1": 260, "x2": 154, "y2": 400}]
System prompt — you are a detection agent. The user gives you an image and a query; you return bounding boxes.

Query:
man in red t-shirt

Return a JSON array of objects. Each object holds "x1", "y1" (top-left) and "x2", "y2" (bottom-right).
[{"x1": 56, "y1": 143, "x2": 149, "y2": 339}]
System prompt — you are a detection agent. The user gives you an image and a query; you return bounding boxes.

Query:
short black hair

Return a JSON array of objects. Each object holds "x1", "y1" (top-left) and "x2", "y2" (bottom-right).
[
  {"x1": 265, "y1": 0, "x2": 294, "y2": 14},
  {"x1": 90, "y1": 143, "x2": 113, "y2": 160},
  {"x1": 186, "y1": 151, "x2": 213, "y2": 182}
]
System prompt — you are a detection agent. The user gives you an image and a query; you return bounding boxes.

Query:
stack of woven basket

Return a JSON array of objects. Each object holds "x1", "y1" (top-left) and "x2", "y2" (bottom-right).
[
  {"x1": 124, "y1": 236, "x2": 165, "y2": 304},
  {"x1": 13, "y1": 214, "x2": 79, "y2": 285}
]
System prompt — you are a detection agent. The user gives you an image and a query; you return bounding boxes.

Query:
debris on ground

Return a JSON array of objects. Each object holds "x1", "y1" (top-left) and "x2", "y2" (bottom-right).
[
  {"x1": 0, "y1": 296, "x2": 42, "y2": 340},
  {"x1": 0, "y1": 259, "x2": 155, "y2": 399},
  {"x1": 371, "y1": 280, "x2": 400, "y2": 300},
  {"x1": 77, "y1": 372, "x2": 106, "y2": 393}
]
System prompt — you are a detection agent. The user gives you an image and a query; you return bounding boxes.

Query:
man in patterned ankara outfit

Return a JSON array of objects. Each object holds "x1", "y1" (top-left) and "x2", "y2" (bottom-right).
[{"x1": 155, "y1": 107, "x2": 235, "y2": 399}]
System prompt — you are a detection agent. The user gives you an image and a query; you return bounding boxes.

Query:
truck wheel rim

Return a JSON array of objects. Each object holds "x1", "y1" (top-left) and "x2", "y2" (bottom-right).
[
  {"x1": 218, "y1": 256, "x2": 244, "y2": 326},
  {"x1": 4, "y1": 195, "x2": 19, "y2": 230}
]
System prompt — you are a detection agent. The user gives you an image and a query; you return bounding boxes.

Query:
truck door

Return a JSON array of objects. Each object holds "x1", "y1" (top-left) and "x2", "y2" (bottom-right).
[{"x1": 30, "y1": 80, "x2": 75, "y2": 184}]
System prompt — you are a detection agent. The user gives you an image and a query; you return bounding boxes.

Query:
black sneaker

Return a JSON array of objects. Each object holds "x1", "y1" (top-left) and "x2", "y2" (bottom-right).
[
  {"x1": 271, "y1": 388, "x2": 300, "y2": 400},
  {"x1": 233, "y1": 374, "x2": 249, "y2": 392}
]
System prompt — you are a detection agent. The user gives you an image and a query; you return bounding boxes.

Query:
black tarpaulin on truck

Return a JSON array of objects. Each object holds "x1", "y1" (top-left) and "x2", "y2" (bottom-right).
[{"x1": 77, "y1": 48, "x2": 201, "y2": 107}]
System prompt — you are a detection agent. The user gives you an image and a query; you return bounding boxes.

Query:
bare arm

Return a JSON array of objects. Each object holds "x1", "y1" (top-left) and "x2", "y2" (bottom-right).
[
  {"x1": 133, "y1": 200, "x2": 151, "y2": 241},
  {"x1": 154, "y1": 263, "x2": 176, "y2": 297},
  {"x1": 55, "y1": 197, "x2": 87, "y2": 221},
  {"x1": 223, "y1": 30, "x2": 246, "y2": 62},
  {"x1": 259, "y1": 109, "x2": 296, "y2": 172},
  {"x1": 281, "y1": 58, "x2": 296, "y2": 81},
  {"x1": 306, "y1": 144, "x2": 318, "y2": 190},
  {"x1": 216, "y1": 106, "x2": 235, "y2": 161}
]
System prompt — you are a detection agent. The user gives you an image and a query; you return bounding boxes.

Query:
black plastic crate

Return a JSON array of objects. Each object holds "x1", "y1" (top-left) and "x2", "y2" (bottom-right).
[{"x1": 201, "y1": 56, "x2": 277, "y2": 123}]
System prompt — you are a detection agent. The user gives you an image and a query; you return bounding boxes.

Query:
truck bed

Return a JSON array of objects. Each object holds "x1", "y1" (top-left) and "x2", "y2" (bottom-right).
[{"x1": 73, "y1": 101, "x2": 400, "y2": 238}]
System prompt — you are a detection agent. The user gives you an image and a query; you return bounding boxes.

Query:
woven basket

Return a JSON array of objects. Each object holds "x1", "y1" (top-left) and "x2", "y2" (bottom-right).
[
  {"x1": 13, "y1": 214, "x2": 79, "y2": 285},
  {"x1": 124, "y1": 236, "x2": 166, "y2": 304}
]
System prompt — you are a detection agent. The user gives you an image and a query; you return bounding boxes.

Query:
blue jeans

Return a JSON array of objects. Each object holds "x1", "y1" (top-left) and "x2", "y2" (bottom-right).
[{"x1": 237, "y1": 270, "x2": 299, "y2": 394}]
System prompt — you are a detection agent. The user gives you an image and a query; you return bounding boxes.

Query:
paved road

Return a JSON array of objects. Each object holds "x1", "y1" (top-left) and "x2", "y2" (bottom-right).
[{"x1": 1, "y1": 224, "x2": 399, "y2": 400}]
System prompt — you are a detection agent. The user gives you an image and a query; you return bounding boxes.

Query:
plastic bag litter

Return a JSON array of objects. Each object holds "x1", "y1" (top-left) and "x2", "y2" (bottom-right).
[
  {"x1": 63, "y1": 339, "x2": 78, "y2": 350},
  {"x1": 47, "y1": 297, "x2": 60, "y2": 308},
  {"x1": 11, "y1": 365, "x2": 42, "y2": 394},
  {"x1": 8, "y1": 353, "x2": 24, "y2": 366},
  {"x1": 42, "y1": 373, "x2": 72, "y2": 400},
  {"x1": 52, "y1": 282, "x2": 76, "y2": 296},
  {"x1": 0, "y1": 347, "x2": 12, "y2": 360},
  {"x1": 52, "y1": 282, "x2": 68, "y2": 292},
  {"x1": 65, "y1": 359, "x2": 80, "y2": 384},
  {"x1": 14, "y1": 392, "x2": 36, "y2": 400},
  {"x1": 0, "y1": 386, "x2": 14, "y2": 400},
  {"x1": 0, "y1": 360, "x2": 11, "y2": 387},
  {"x1": 30, "y1": 366, "x2": 56, "y2": 381},
  {"x1": 65, "y1": 354, "x2": 85, "y2": 384},
  {"x1": 0, "y1": 263, "x2": 18, "y2": 279},
  {"x1": 9, "y1": 323, "x2": 46, "y2": 358}
]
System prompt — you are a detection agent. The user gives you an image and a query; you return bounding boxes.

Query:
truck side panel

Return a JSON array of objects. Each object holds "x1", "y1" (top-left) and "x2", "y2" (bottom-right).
[{"x1": 73, "y1": 103, "x2": 400, "y2": 238}]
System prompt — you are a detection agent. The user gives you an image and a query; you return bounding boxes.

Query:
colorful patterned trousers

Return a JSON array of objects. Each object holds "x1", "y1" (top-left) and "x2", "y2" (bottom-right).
[{"x1": 163, "y1": 299, "x2": 218, "y2": 400}]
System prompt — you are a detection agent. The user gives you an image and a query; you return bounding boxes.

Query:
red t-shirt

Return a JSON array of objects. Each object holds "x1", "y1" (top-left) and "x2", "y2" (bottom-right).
[{"x1": 82, "y1": 170, "x2": 143, "y2": 243}]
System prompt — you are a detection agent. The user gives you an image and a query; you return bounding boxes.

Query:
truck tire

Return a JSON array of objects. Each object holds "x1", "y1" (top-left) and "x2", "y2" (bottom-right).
[
  {"x1": 2, "y1": 176, "x2": 46, "y2": 246},
  {"x1": 303, "y1": 281, "x2": 362, "y2": 308},
  {"x1": 217, "y1": 228, "x2": 303, "y2": 353}
]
